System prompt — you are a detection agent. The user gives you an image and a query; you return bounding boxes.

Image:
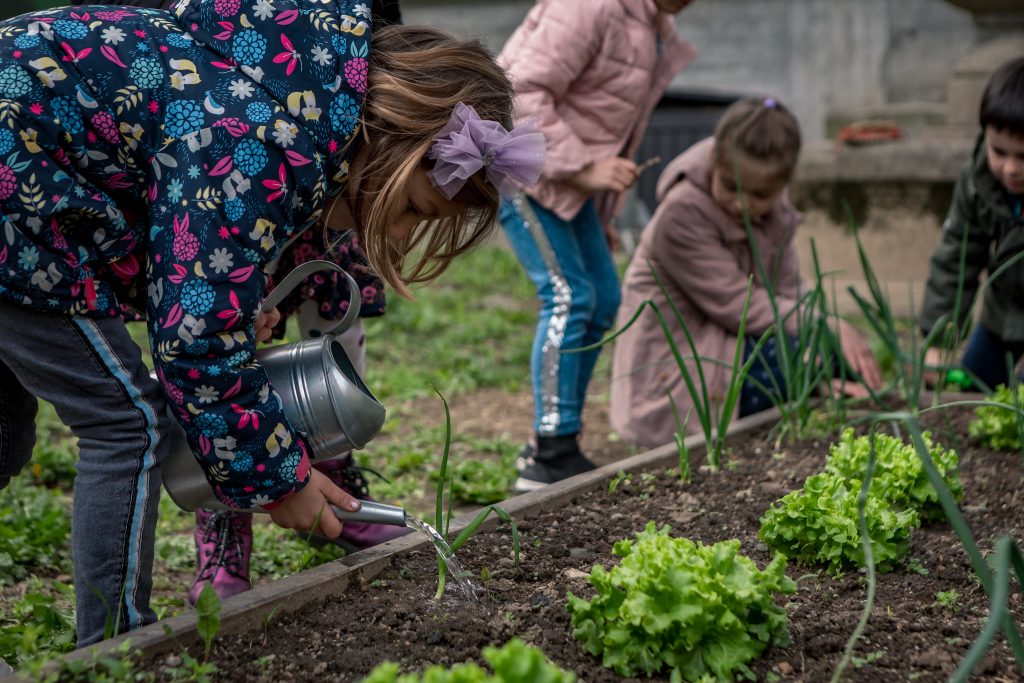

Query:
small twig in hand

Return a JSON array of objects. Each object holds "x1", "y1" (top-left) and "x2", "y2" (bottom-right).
[{"x1": 637, "y1": 156, "x2": 661, "y2": 175}]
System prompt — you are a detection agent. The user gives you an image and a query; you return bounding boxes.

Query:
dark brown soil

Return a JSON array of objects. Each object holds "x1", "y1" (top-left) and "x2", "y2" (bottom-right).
[{"x1": 151, "y1": 409, "x2": 1023, "y2": 682}]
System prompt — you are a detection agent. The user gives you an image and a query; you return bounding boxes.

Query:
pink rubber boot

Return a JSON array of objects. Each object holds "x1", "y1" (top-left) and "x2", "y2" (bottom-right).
[
  {"x1": 187, "y1": 508, "x2": 253, "y2": 606},
  {"x1": 314, "y1": 455, "x2": 409, "y2": 551}
]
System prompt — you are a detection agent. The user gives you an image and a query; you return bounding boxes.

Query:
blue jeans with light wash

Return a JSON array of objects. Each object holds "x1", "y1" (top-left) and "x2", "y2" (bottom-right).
[
  {"x1": 0, "y1": 300, "x2": 170, "y2": 647},
  {"x1": 500, "y1": 196, "x2": 621, "y2": 437}
]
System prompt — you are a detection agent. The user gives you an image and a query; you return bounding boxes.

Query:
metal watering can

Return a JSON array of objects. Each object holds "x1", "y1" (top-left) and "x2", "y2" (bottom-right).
[{"x1": 161, "y1": 260, "x2": 406, "y2": 528}]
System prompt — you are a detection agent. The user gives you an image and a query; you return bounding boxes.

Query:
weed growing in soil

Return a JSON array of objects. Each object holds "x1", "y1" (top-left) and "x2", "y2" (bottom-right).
[
  {"x1": 936, "y1": 589, "x2": 961, "y2": 612},
  {"x1": 606, "y1": 471, "x2": 630, "y2": 494},
  {"x1": 667, "y1": 395, "x2": 692, "y2": 483},
  {"x1": 567, "y1": 522, "x2": 794, "y2": 681},
  {"x1": 193, "y1": 584, "x2": 220, "y2": 662}
]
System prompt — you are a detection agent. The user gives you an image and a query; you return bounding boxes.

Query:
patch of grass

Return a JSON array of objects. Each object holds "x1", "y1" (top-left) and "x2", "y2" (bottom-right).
[
  {"x1": 364, "y1": 245, "x2": 535, "y2": 403},
  {"x1": 248, "y1": 523, "x2": 346, "y2": 581},
  {"x1": 0, "y1": 579, "x2": 76, "y2": 668},
  {"x1": 0, "y1": 478, "x2": 73, "y2": 586},
  {"x1": 17, "y1": 640, "x2": 153, "y2": 683},
  {"x1": 357, "y1": 420, "x2": 519, "y2": 519}
]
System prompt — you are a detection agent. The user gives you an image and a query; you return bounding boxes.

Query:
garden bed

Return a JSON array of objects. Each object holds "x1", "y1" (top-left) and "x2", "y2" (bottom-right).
[
  {"x1": 26, "y1": 404, "x2": 1024, "y2": 682},
  {"x1": 186, "y1": 407, "x2": 1024, "y2": 680}
]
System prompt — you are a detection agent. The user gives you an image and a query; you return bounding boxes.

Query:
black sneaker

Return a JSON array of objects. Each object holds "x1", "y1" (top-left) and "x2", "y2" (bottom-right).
[
  {"x1": 514, "y1": 438, "x2": 536, "y2": 472},
  {"x1": 513, "y1": 434, "x2": 595, "y2": 493}
]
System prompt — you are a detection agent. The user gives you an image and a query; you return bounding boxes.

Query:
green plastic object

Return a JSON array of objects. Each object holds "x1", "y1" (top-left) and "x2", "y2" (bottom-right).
[{"x1": 944, "y1": 368, "x2": 972, "y2": 389}]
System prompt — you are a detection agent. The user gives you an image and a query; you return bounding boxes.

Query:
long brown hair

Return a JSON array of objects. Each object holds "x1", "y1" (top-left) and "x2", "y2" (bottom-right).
[{"x1": 348, "y1": 25, "x2": 514, "y2": 297}]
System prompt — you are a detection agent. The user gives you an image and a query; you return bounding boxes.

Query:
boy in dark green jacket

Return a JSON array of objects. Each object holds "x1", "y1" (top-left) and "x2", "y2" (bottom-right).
[{"x1": 921, "y1": 56, "x2": 1024, "y2": 390}]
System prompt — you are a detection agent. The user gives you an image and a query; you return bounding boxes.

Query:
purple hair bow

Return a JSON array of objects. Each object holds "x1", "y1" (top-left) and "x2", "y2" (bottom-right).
[{"x1": 428, "y1": 102, "x2": 546, "y2": 200}]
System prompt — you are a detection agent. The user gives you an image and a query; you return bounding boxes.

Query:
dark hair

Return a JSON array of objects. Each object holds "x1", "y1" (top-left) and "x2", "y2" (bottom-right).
[
  {"x1": 980, "y1": 56, "x2": 1024, "y2": 135},
  {"x1": 712, "y1": 96, "x2": 802, "y2": 179}
]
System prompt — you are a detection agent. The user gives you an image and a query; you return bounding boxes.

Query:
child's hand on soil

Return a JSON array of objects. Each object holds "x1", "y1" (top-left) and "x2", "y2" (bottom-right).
[
  {"x1": 837, "y1": 319, "x2": 883, "y2": 391},
  {"x1": 567, "y1": 157, "x2": 640, "y2": 193},
  {"x1": 267, "y1": 468, "x2": 360, "y2": 538},
  {"x1": 255, "y1": 306, "x2": 282, "y2": 344},
  {"x1": 830, "y1": 378, "x2": 872, "y2": 399},
  {"x1": 922, "y1": 346, "x2": 944, "y2": 388}
]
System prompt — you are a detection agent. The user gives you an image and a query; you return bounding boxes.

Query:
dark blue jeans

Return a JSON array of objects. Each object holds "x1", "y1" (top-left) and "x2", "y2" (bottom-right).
[
  {"x1": 0, "y1": 301, "x2": 170, "y2": 646},
  {"x1": 500, "y1": 196, "x2": 621, "y2": 437},
  {"x1": 739, "y1": 336, "x2": 790, "y2": 417},
  {"x1": 961, "y1": 324, "x2": 1024, "y2": 390}
]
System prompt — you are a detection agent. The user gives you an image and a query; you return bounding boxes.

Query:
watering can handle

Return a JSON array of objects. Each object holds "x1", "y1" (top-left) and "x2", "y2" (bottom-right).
[{"x1": 262, "y1": 259, "x2": 361, "y2": 337}]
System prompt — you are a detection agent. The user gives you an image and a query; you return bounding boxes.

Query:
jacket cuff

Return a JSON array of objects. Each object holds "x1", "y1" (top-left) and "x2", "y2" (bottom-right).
[{"x1": 257, "y1": 437, "x2": 313, "y2": 511}]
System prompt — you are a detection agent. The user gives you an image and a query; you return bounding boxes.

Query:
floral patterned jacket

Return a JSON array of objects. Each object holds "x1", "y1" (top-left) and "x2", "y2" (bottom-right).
[{"x1": 0, "y1": 0, "x2": 373, "y2": 508}]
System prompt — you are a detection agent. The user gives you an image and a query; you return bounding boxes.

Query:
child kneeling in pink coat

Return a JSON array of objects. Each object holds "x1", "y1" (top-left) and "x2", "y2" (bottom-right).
[{"x1": 611, "y1": 97, "x2": 881, "y2": 449}]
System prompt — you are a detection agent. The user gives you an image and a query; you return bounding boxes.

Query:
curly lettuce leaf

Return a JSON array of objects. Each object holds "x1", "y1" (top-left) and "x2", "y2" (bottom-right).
[
  {"x1": 969, "y1": 384, "x2": 1024, "y2": 452},
  {"x1": 759, "y1": 471, "x2": 918, "y2": 577},
  {"x1": 825, "y1": 428, "x2": 962, "y2": 521},
  {"x1": 567, "y1": 522, "x2": 795, "y2": 682}
]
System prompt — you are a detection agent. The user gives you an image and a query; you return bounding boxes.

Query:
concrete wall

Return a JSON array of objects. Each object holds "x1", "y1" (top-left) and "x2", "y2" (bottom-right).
[{"x1": 402, "y1": 0, "x2": 978, "y2": 139}]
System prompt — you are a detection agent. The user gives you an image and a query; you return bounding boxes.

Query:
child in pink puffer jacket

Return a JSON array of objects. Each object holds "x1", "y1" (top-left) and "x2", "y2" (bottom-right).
[{"x1": 499, "y1": 0, "x2": 697, "y2": 491}]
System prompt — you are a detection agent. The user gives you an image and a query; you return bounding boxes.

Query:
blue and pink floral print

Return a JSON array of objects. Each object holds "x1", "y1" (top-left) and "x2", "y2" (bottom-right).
[{"x1": 0, "y1": 0, "x2": 373, "y2": 509}]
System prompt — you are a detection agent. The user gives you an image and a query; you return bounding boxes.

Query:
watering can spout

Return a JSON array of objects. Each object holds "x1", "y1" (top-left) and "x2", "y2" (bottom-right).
[{"x1": 332, "y1": 500, "x2": 407, "y2": 527}]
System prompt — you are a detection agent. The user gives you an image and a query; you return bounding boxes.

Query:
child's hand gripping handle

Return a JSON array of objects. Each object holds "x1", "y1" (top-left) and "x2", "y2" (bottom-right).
[
  {"x1": 262, "y1": 259, "x2": 362, "y2": 336},
  {"x1": 331, "y1": 500, "x2": 408, "y2": 528}
]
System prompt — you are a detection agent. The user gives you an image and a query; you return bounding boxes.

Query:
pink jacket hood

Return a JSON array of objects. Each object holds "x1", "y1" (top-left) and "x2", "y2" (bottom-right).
[
  {"x1": 655, "y1": 136, "x2": 713, "y2": 202},
  {"x1": 500, "y1": 0, "x2": 696, "y2": 223}
]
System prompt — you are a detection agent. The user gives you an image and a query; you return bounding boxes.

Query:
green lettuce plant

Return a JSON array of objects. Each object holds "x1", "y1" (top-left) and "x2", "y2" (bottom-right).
[
  {"x1": 566, "y1": 522, "x2": 794, "y2": 682},
  {"x1": 968, "y1": 384, "x2": 1024, "y2": 452},
  {"x1": 759, "y1": 472, "x2": 918, "y2": 576},
  {"x1": 825, "y1": 428, "x2": 962, "y2": 521},
  {"x1": 361, "y1": 638, "x2": 575, "y2": 683}
]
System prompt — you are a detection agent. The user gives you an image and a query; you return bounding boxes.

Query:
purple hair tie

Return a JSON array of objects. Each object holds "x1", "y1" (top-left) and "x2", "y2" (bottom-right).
[
  {"x1": 427, "y1": 102, "x2": 546, "y2": 200},
  {"x1": 763, "y1": 97, "x2": 777, "y2": 109}
]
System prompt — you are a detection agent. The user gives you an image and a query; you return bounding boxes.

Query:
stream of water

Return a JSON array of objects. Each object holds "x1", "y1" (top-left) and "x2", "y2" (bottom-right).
[{"x1": 405, "y1": 516, "x2": 483, "y2": 602}]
